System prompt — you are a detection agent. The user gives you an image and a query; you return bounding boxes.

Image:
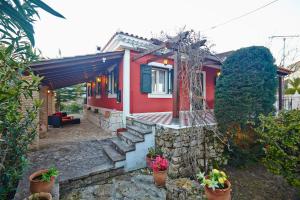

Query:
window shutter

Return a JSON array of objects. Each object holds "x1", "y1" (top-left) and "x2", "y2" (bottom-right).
[
  {"x1": 140, "y1": 64, "x2": 152, "y2": 93},
  {"x1": 168, "y1": 69, "x2": 174, "y2": 93}
]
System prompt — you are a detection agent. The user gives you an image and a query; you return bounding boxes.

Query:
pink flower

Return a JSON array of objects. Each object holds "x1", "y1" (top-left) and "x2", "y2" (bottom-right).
[{"x1": 152, "y1": 156, "x2": 169, "y2": 172}]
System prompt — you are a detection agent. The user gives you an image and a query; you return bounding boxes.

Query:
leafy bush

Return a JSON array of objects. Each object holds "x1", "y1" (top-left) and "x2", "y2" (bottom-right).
[
  {"x1": 256, "y1": 110, "x2": 300, "y2": 189},
  {"x1": 214, "y1": 46, "x2": 278, "y2": 165},
  {"x1": 215, "y1": 46, "x2": 277, "y2": 132},
  {"x1": 0, "y1": 45, "x2": 42, "y2": 199},
  {"x1": 61, "y1": 102, "x2": 82, "y2": 114}
]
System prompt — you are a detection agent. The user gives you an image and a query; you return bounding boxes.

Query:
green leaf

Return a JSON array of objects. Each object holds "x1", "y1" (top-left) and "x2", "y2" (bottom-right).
[
  {"x1": 29, "y1": 0, "x2": 65, "y2": 19},
  {"x1": 0, "y1": 0, "x2": 35, "y2": 45}
]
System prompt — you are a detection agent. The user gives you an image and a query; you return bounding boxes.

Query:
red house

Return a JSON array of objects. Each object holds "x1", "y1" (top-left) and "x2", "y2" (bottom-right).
[
  {"x1": 32, "y1": 32, "x2": 290, "y2": 132},
  {"x1": 83, "y1": 32, "x2": 223, "y2": 131}
]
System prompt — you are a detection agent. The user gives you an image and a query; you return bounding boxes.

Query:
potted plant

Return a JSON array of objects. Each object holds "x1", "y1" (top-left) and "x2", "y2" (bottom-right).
[
  {"x1": 197, "y1": 169, "x2": 231, "y2": 200},
  {"x1": 146, "y1": 147, "x2": 163, "y2": 169},
  {"x1": 29, "y1": 167, "x2": 59, "y2": 194},
  {"x1": 152, "y1": 156, "x2": 169, "y2": 187},
  {"x1": 27, "y1": 192, "x2": 52, "y2": 200}
]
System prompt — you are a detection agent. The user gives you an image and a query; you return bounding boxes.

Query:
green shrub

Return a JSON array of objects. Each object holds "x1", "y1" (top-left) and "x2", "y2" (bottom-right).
[
  {"x1": 61, "y1": 102, "x2": 82, "y2": 114},
  {"x1": 214, "y1": 46, "x2": 278, "y2": 165},
  {"x1": 215, "y1": 46, "x2": 277, "y2": 132},
  {"x1": 256, "y1": 110, "x2": 300, "y2": 189}
]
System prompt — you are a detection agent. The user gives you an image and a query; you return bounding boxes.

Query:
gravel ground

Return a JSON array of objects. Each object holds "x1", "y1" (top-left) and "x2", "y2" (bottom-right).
[{"x1": 225, "y1": 164, "x2": 299, "y2": 200}]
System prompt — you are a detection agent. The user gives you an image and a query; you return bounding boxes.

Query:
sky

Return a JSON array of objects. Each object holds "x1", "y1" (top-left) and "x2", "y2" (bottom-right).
[{"x1": 34, "y1": 0, "x2": 300, "y2": 66}]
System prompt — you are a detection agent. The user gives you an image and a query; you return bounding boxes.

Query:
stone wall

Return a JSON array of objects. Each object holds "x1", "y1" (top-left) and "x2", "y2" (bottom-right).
[
  {"x1": 84, "y1": 105, "x2": 123, "y2": 132},
  {"x1": 155, "y1": 125, "x2": 224, "y2": 178},
  {"x1": 39, "y1": 86, "x2": 49, "y2": 135},
  {"x1": 20, "y1": 77, "x2": 40, "y2": 149}
]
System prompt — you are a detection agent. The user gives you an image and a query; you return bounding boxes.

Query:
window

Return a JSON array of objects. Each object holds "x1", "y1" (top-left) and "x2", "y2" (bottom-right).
[
  {"x1": 151, "y1": 68, "x2": 168, "y2": 94},
  {"x1": 96, "y1": 78, "x2": 101, "y2": 97},
  {"x1": 108, "y1": 73, "x2": 115, "y2": 94}
]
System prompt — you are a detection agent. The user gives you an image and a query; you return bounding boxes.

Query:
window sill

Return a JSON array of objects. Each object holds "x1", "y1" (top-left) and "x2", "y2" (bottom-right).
[
  {"x1": 148, "y1": 93, "x2": 172, "y2": 98},
  {"x1": 108, "y1": 93, "x2": 117, "y2": 98}
]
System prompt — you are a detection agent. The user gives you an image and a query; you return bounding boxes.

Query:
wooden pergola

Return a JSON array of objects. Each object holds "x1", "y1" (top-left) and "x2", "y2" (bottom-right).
[{"x1": 30, "y1": 51, "x2": 124, "y2": 89}]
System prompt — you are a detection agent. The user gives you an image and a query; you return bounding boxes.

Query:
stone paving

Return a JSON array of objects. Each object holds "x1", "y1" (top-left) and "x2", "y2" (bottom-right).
[
  {"x1": 14, "y1": 139, "x2": 114, "y2": 200},
  {"x1": 60, "y1": 173, "x2": 167, "y2": 200},
  {"x1": 39, "y1": 118, "x2": 112, "y2": 148}
]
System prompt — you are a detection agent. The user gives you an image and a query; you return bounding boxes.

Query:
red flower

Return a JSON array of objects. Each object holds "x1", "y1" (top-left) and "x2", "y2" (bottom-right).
[{"x1": 152, "y1": 156, "x2": 169, "y2": 172}]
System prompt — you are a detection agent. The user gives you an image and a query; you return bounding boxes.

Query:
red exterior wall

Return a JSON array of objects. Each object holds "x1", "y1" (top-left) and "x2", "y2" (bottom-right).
[
  {"x1": 87, "y1": 51, "x2": 219, "y2": 113},
  {"x1": 203, "y1": 66, "x2": 219, "y2": 109},
  {"x1": 87, "y1": 60, "x2": 123, "y2": 111},
  {"x1": 130, "y1": 51, "x2": 174, "y2": 113},
  {"x1": 130, "y1": 51, "x2": 219, "y2": 113}
]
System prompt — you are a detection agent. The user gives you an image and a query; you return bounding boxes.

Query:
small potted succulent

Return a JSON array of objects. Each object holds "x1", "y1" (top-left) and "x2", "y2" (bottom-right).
[
  {"x1": 152, "y1": 156, "x2": 169, "y2": 187},
  {"x1": 146, "y1": 147, "x2": 163, "y2": 169},
  {"x1": 27, "y1": 192, "x2": 52, "y2": 200},
  {"x1": 197, "y1": 169, "x2": 231, "y2": 200},
  {"x1": 29, "y1": 167, "x2": 59, "y2": 194}
]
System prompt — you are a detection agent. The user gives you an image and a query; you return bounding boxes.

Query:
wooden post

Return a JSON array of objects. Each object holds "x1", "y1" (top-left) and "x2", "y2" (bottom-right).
[
  {"x1": 278, "y1": 75, "x2": 283, "y2": 110},
  {"x1": 172, "y1": 51, "x2": 179, "y2": 118}
]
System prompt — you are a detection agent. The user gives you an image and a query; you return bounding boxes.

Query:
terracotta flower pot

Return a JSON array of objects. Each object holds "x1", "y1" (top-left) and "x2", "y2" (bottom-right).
[
  {"x1": 204, "y1": 180, "x2": 231, "y2": 200},
  {"x1": 29, "y1": 169, "x2": 55, "y2": 194},
  {"x1": 153, "y1": 170, "x2": 167, "y2": 187},
  {"x1": 28, "y1": 192, "x2": 52, "y2": 200}
]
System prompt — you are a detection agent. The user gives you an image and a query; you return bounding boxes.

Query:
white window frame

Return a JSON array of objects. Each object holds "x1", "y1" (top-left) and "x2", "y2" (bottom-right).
[
  {"x1": 151, "y1": 68, "x2": 168, "y2": 94},
  {"x1": 147, "y1": 62, "x2": 173, "y2": 99}
]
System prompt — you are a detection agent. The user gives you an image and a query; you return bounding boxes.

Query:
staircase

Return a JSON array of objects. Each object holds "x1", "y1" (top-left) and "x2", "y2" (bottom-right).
[{"x1": 103, "y1": 117, "x2": 156, "y2": 171}]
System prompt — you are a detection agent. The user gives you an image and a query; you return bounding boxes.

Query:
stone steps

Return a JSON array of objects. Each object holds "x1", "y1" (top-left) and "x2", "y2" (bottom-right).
[
  {"x1": 119, "y1": 131, "x2": 144, "y2": 146},
  {"x1": 110, "y1": 137, "x2": 135, "y2": 154},
  {"x1": 104, "y1": 118, "x2": 156, "y2": 171},
  {"x1": 127, "y1": 124, "x2": 152, "y2": 136},
  {"x1": 103, "y1": 145, "x2": 126, "y2": 162}
]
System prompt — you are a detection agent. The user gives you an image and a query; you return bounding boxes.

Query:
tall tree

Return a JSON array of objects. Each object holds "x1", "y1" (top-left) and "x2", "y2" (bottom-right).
[
  {"x1": 285, "y1": 78, "x2": 300, "y2": 94},
  {"x1": 215, "y1": 46, "x2": 277, "y2": 132},
  {"x1": 214, "y1": 46, "x2": 278, "y2": 165}
]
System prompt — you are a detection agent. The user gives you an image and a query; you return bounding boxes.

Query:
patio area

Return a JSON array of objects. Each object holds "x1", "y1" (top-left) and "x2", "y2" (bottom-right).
[
  {"x1": 14, "y1": 117, "x2": 119, "y2": 200},
  {"x1": 39, "y1": 116, "x2": 113, "y2": 148}
]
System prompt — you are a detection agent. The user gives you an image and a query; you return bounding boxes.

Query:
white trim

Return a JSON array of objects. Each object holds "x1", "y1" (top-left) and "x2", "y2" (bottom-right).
[
  {"x1": 123, "y1": 49, "x2": 130, "y2": 125},
  {"x1": 148, "y1": 62, "x2": 173, "y2": 69},
  {"x1": 148, "y1": 93, "x2": 172, "y2": 98},
  {"x1": 151, "y1": 68, "x2": 169, "y2": 94},
  {"x1": 86, "y1": 105, "x2": 122, "y2": 112},
  {"x1": 131, "y1": 111, "x2": 172, "y2": 116},
  {"x1": 102, "y1": 34, "x2": 155, "y2": 52},
  {"x1": 108, "y1": 93, "x2": 117, "y2": 98}
]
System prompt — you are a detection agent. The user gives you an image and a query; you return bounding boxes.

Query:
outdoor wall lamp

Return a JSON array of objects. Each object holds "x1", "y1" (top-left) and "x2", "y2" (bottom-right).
[
  {"x1": 97, "y1": 77, "x2": 101, "y2": 82},
  {"x1": 47, "y1": 90, "x2": 51, "y2": 94},
  {"x1": 217, "y1": 71, "x2": 221, "y2": 77},
  {"x1": 163, "y1": 59, "x2": 168, "y2": 65}
]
